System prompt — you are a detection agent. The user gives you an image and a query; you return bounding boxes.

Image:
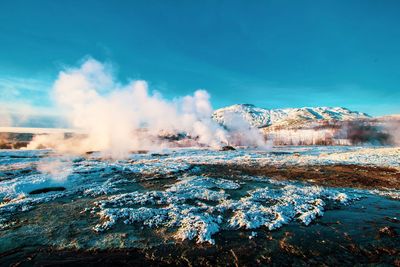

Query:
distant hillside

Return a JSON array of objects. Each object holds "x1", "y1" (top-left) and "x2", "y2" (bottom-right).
[{"x1": 212, "y1": 104, "x2": 400, "y2": 146}]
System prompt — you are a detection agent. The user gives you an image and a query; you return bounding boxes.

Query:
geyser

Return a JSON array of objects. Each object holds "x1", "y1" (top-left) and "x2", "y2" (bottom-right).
[{"x1": 28, "y1": 58, "x2": 267, "y2": 158}]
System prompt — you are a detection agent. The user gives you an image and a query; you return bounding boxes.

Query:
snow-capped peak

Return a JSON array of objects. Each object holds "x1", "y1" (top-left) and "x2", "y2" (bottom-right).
[{"x1": 212, "y1": 104, "x2": 370, "y2": 128}]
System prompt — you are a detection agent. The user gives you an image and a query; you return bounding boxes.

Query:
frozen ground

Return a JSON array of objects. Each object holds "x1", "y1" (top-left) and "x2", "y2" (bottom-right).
[{"x1": 0, "y1": 146, "x2": 399, "y2": 255}]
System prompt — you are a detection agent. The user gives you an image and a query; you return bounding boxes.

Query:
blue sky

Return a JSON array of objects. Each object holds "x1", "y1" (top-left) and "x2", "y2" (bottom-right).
[{"x1": 1, "y1": 0, "x2": 400, "y2": 121}]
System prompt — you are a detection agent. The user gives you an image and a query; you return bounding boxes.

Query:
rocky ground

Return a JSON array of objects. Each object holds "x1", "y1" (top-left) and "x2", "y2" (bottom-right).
[{"x1": 0, "y1": 146, "x2": 399, "y2": 266}]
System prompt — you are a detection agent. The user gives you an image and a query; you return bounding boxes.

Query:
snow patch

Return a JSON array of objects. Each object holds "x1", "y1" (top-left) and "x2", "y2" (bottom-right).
[{"x1": 93, "y1": 177, "x2": 353, "y2": 244}]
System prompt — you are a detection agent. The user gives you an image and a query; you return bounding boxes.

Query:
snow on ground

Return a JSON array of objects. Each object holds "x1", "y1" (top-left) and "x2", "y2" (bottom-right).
[
  {"x1": 0, "y1": 146, "x2": 399, "y2": 243},
  {"x1": 291, "y1": 147, "x2": 400, "y2": 168},
  {"x1": 92, "y1": 176, "x2": 240, "y2": 243},
  {"x1": 92, "y1": 176, "x2": 353, "y2": 244},
  {"x1": 370, "y1": 189, "x2": 400, "y2": 200}
]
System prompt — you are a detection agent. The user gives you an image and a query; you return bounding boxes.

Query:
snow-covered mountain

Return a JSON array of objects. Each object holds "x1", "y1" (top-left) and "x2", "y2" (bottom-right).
[{"x1": 212, "y1": 104, "x2": 370, "y2": 128}]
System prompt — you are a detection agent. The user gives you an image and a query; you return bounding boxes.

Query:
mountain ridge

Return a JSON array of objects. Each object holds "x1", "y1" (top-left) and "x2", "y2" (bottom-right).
[{"x1": 212, "y1": 104, "x2": 371, "y2": 128}]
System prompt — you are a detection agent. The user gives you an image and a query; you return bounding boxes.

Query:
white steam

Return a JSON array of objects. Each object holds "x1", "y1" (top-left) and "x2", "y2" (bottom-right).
[
  {"x1": 37, "y1": 158, "x2": 73, "y2": 182},
  {"x1": 29, "y1": 58, "x2": 266, "y2": 158},
  {"x1": 383, "y1": 120, "x2": 400, "y2": 146},
  {"x1": 221, "y1": 113, "x2": 268, "y2": 148}
]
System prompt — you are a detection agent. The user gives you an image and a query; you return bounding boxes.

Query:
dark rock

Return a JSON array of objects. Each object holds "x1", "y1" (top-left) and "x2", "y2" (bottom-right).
[
  {"x1": 29, "y1": 187, "x2": 66, "y2": 195},
  {"x1": 378, "y1": 226, "x2": 398, "y2": 238},
  {"x1": 151, "y1": 153, "x2": 169, "y2": 157},
  {"x1": 384, "y1": 216, "x2": 400, "y2": 223},
  {"x1": 221, "y1": 146, "x2": 236, "y2": 151},
  {"x1": 129, "y1": 150, "x2": 148, "y2": 154}
]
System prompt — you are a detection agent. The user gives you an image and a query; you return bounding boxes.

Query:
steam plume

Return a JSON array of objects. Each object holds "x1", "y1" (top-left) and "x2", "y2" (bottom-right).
[{"x1": 28, "y1": 58, "x2": 266, "y2": 157}]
